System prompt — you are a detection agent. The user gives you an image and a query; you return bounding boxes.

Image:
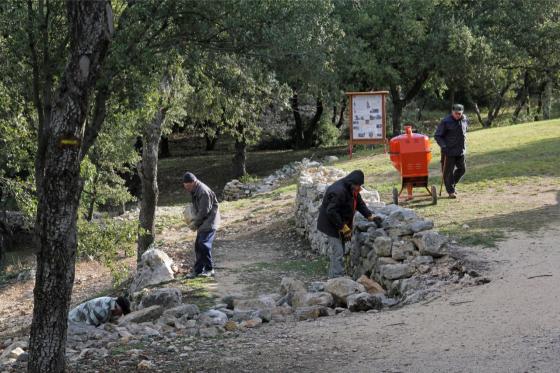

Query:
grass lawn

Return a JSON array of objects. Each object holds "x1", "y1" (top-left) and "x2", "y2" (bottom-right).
[
  {"x1": 159, "y1": 119, "x2": 559, "y2": 249},
  {"x1": 336, "y1": 120, "x2": 560, "y2": 247}
]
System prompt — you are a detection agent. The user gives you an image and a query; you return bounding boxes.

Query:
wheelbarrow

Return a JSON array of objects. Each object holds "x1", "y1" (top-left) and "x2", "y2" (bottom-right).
[{"x1": 389, "y1": 125, "x2": 437, "y2": 205}]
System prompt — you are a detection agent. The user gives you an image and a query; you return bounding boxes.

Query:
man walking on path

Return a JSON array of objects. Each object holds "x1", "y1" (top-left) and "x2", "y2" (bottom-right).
[
  {"x1": 317, "y1": 170, "x2": 379, "y2": 278},
  {"x1": 435, "y1": 103, "x2": 469, "y2": 199},
  {"x1": 182, "y1": 172, "x2": 221, "y2": 278}
]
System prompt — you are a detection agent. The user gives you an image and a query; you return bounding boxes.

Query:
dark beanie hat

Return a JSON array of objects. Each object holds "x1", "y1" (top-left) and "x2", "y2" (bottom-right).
[
  {"x1": 116, "y1": 296, "x2": 131, "y2": 315},
  {"x1": 182, "y1": 172, "x2": 197, "y2": 183}
]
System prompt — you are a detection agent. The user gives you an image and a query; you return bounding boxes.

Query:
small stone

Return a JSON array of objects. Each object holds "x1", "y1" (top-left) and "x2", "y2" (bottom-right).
[
  {"x1": 199, "y1": 326, "x2": 219, "y2": 338},
  {"x1": 325, "y1": 277, "x2": 366, "y2": 306},
  {"x1": 119, "y1": 305, "x2": 163, "y2": 324},
  {"x1": 224, "y1": 320, "x2": 238, "y2": 332},
  {"x1": 279, "y1": 277, "x2": 306, "y2": 296},
  {"x1": 356, "y1": 275, "x2": 385, "y2": 294},
  {"x1": 241, "y1": 318, "x2": 262, "y2": 328},
  {"x1": 347, "y1": 292, "x2": 383, "y2": 312},
  {"x1": 137, "y1": 360, "x2": 156, "y2": 370}
]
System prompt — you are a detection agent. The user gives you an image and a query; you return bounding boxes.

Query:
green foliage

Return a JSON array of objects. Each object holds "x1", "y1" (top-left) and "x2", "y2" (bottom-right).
[
  {"x1": 314, "y1": 117, "x2": 341, "y2": 147},
  {"x1": 77, "y1": 217, "x2": 138, "y2": 285},
  {"x1": 239, "y1": 174, "x2": 259, "y2": 184}
]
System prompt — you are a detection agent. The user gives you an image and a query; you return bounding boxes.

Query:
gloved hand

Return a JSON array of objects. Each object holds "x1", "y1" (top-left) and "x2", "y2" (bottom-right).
[
  {"x1": 367, "y1": 214, "x2": 383, "y2": 226},
  {"x1": 339, "y1": 224, "x2": 352, "y2": 240}
]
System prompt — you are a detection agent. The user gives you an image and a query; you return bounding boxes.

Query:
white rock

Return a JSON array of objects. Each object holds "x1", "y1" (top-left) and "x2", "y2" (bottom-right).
[{"x1": 129, "y1": 248, "x2": 174, "y2": 293}]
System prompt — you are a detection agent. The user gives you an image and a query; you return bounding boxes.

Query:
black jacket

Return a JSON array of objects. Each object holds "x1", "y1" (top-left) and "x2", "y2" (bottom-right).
[
  {"x1": 316, "y1": 170, "x2": 372, "y2": 238},
  {"x1": 434, "y1": 114, "x2": 468, "y2": 157}
]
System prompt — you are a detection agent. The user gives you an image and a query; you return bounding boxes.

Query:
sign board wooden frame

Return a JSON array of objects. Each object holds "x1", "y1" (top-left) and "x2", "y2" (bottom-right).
[{"x1": 346, "y1": 91, "x2": 389, "y2": 159}]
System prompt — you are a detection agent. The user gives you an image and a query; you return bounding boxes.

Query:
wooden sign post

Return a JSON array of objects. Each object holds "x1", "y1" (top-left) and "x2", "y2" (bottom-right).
[{"x1": 346, "y1": 91, "x2": 389, "y2": 159}]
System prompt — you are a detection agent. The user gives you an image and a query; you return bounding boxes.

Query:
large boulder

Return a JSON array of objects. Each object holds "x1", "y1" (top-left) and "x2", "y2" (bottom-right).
[
  {"x1": 138, "y1": 288, "x2": 182, "y2": 310},
  {"x1": 325, "y1": 277, "x2": 366, "y2": 306},
  {"x1": 291, "y1": 291, "x2": 334, "y2": 308},
  {"x1": 119, "y1": 305, "x2": 163, "y2": 324},
  {"x1": 129, "y1": 249, "x2": 174, "y2": 293},
  {"x1": 412, "y1": 231, "x2": 448, "y2": 257},
  {"x1": 347, "y1": 292, "x2": 383, "y2": 312}
]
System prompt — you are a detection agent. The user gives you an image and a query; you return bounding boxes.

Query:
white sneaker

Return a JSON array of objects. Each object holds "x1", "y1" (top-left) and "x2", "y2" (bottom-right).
[{"x1": 201, "y1": 269, "x2": 215, "y2": 277}]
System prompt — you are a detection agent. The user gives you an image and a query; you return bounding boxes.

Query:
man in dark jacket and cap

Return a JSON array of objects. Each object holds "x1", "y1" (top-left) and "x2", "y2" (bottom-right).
[
  {"x1": 317, "y1": 170, "x2": 378, "y2": 278},
  {"x1": 434, "y1": 103, "x2": 469, "y2": 199},
  {"x1": 182, "y1": 172, "x2": 221, "y2": 278}
]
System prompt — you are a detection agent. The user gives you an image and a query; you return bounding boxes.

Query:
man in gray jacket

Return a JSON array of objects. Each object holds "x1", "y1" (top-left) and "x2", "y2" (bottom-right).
[{"x1": 182, "y1": 172, "x2": 220, "y2": 278}]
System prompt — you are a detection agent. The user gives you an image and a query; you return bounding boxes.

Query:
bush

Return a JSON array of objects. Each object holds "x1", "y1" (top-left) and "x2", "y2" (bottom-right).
[
  {"x1": 315, "y1": 118, "x2": 342, "y2": 147},
  {"x1": 77, "y1": 217, "x2": 138, "y2": 285}
]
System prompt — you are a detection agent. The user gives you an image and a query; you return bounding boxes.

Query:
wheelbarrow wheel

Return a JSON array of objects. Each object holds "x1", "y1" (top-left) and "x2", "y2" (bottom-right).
[
  {"x1": 392, "y1": 187, "x2": 399, "y2": 205},
  {"x1": 431, "y1": 185, "x2": 437, "y2": 205}
]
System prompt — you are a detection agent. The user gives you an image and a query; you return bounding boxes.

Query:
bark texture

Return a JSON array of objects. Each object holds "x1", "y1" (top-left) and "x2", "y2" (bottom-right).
[
  {"x1": 137, "y1": 108, "x2": 166, "y2": 262},
  {"x1": 28, "y1": 1, "x2": 113, "y2": 372}
]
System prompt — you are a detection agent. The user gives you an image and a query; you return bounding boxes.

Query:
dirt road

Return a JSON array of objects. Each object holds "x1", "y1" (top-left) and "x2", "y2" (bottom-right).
[{"x1": 177, "y1": 226, "x2": 560, "y2": 373}]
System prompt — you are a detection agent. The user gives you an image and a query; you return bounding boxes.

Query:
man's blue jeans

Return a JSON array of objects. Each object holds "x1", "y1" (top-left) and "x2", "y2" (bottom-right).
[{"x1": 193, "y1": 229, "x2": 216, "y2": 274}]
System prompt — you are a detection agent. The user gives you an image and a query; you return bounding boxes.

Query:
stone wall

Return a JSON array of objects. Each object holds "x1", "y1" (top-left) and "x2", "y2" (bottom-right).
[
  {"x1": 295, "y1": 166, "x2": 485, "y2": 303},
  {"x1": 222, "y1": 156, "x2": 338, "y2": 201}
]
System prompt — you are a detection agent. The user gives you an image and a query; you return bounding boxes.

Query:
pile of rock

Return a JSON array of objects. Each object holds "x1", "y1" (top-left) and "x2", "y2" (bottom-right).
[
  {"x1": 295, "y1": 166, "x2": 488, "y2": 304},
  {"x1": 222, "y1": 156, "x2": 339, "y2": 201},
  {"x1": 0, "y1": 274, "x2": 394, "y2": 370}
]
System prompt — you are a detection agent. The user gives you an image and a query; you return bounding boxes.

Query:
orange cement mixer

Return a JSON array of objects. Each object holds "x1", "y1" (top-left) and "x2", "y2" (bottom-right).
[{"x1": 389, "y1": 125, "x2": 437, "y2": 205}]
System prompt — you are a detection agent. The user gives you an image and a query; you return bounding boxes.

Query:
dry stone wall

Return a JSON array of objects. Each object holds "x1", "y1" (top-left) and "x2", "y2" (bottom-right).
[
  {"x1": 295, "y1": 166, "x2": 486, "y2": 303},
  {"x1": 222, "y1": 156, "x2": 338, "y2": 201}
]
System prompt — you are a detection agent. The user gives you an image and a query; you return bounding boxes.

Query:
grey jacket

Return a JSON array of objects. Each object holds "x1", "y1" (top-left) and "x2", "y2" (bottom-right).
[{"x1": 191, "y1": 181, "x2": 220, "y2": 232}]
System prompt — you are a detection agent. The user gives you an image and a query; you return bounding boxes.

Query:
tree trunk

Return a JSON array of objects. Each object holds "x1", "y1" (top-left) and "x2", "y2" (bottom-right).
[
  {"x1": 137, "y1": 107, "x2": 166, "y2": 262},
  {"x1": 28, "y1": 2, "x2": 112, "y2": 372},
  {"x1": 542, "y1": 73, "x2": 552, "y2": 120},
  {"x1": 336, "y1": 99, "x2": 346, "y2": 129},
  {"x1": 512, "y1": 71, "x2": 530, "y2": 123},
  {"x1": 483, "y1": 78, "x2": 513, "y2": 128},
  {"x1": 302, "y1": 98, "x2": 323, "y2": 148},
  {"x1": 290, "y1": 91, "x2": 304, "y2": 149},
  {"x1": 159, "y1": 135, "x2": 170, "y2": 158},
  {"x1": 86, "y1": 173, "x2": 99, "y2": 222},
  {"x1": 205, "y1": 129, "x2": 220, "y2": 151},
  {"x1": 232, "y1": 138, "x2": 247, "y2": 179}
]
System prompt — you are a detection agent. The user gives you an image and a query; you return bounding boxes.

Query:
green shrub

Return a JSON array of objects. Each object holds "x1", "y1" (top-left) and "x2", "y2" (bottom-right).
[
  {"x1": 77, "y1": 217, "x2": 138, "y2": 285},
  {"x1": 315, "y1": 118, "x2": 341, "y2": 147}
]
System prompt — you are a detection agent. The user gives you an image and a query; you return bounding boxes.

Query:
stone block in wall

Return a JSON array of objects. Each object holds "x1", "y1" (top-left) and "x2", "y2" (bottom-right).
[
  {"x1": 410, "y1": 219, "x2": 434, "y2": 233},
  {"x1": 391, "y1": 240, "x2": 416, "y2": 261},
  {"x1": 411, "y1": 256, "x2": 434, "y2": 266},
  {"x1": 412, "y1": 231, "x2": 448, "y2": 257},
  {"x1": 380, "y1": 263, "x2": 415, "y2": 280},
  {"x1": 373, "y1": 236, "x2": 392, "y2": 257}
]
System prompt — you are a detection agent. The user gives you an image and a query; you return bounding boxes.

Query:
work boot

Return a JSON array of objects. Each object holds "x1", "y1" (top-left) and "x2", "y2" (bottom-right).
[{"x1": 448, "y1": 193, "x2": 457, "y2": 199}]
